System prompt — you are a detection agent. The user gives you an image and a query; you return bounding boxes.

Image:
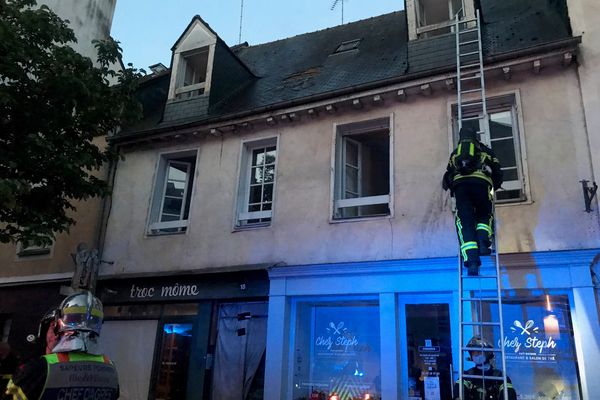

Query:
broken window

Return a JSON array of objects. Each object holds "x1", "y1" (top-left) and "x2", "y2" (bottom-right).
[
  {"x1": 175, "y1": 47, "x2": 209, "y2": 99},
  {"x1": 334, "y1": 118, "x2": 391, "y2": 219},
  {"x1": 416, "y1": 0, "x2": 466, "y2": 38}
]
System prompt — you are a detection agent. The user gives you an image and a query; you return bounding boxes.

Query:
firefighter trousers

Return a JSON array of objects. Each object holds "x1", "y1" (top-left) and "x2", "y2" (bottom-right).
[{"x1": 453, "y1": 182, "x2": 493, "y2": 266}]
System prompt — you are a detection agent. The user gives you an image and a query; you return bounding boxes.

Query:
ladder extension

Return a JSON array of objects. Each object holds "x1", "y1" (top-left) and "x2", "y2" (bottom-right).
[{"x1": 455, "y1": 10, "x2": 509, "y2": 400}]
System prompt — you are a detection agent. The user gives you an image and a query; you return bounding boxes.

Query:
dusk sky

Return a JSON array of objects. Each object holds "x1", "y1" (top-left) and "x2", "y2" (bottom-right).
[{"x1": 111, "y1": 0, "x2": 404, "y2": 71}]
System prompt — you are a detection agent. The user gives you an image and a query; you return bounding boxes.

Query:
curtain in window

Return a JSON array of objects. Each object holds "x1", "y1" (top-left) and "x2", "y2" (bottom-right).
[{"x1": 211, "y1": 302, "x2": 268, "y2": 400}]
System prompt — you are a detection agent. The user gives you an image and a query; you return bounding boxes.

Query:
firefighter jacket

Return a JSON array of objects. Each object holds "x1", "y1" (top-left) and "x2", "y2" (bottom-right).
[
  {"x1": 443, "y1": 141, "x2": 503, "y2": 192},
  {"x1": 454, "y1": 366, "x2": 517, "y2": 400},
  {"x1": 4, "y1": 352, "x2": 119, "y2": 400}
]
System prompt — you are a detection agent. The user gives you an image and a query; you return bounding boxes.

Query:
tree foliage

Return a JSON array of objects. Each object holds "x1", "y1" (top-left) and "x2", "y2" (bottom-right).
[{"x1": 0, "y1": 0, "x2": 143, "y2": 245}]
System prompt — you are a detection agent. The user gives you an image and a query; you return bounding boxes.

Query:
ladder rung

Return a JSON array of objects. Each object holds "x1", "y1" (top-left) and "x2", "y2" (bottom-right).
[
  {"x1": 462, "y1": 374, "x2": 505, "y2": 381},
  {"x1": 461, "y1": 297, "x2": 499, "y2": 302},
  {"x1": 459, "y1": 40, "x2": 479, "y2": 46},
  {"x1": 460, "y1": 63, "x2": 481, "y2": 69},
  {"x1": 462, "y1": 346, "x2": 503, "y2": 352},
  {"x1": 461, "y1": 101, "x2": 484, "y2": 107},
  {"x1": 461, "y1": 321, "x2": 501, "y2": 326},
  {"x1": 460, "y1": 88, "x2": 482, "y2": 94},
  {"x1": 460, "y1": 75, "x2": 481, "y2": 81},
  {"x1": 460, "y1": 51, "x2": 480, "y2": 57},
  {"x1": 461, "y1": 274, "x2": 498, "y2": 279},
  {"x1": 460, "y1": 115, "x2": 485, "y2": 122},
  {"x1": 459, "y1": 28, "x2": 479, "y2": 34}
]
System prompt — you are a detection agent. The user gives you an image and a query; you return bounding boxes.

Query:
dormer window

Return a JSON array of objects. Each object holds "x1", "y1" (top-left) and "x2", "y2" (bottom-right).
[
  {"x1": 333, "y1": 39, "x2": 361, "y2": 54},
  {"x1": 167, "y1": 17, "x2": 217, "y2": 102},
  {"x1": 407, "y1": 0, "x2": 475, "y2": 40},
  {"x1": 176, "y1": 47, "x2": 209, "y2": 99}
]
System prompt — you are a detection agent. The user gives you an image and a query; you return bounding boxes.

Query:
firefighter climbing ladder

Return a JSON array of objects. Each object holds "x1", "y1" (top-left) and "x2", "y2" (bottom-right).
[{"x1": 454, "y1": 9, "x2": 509, "y2": 400}]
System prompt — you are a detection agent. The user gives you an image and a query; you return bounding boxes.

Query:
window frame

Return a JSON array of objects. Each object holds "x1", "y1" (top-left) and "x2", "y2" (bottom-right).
[
  {"x1": 330, "y1": 115, "x2": 395, "y2": 222},
  {"x1": 15, "y1": 241, "x2": 53, "y2": 259},
  {"x1": 448, "y1": 90, "x2": 532, "y2": 205},
  {"x1": 234, "y1": 136, "x2": 279, "y2": 229},
  {"x1": 412, "y1": 0, "x2": 471, "y2": 38},
  {"x1": 147, "y1": 149, "x2": 198, "y2": 235},
  {"x1": 173, "y1": 45, "x2": 214, "y2": 100}
]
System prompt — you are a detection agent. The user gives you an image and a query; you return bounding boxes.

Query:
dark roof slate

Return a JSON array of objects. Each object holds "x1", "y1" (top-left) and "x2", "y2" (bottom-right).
[{"x1": 117, "y1": 0, "x2": 575, "y2": 138}]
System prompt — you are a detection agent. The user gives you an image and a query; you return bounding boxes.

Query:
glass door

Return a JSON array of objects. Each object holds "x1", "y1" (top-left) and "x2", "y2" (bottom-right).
[{"x1": 399, "y1": 295, "x2": 456, "y2": 400}]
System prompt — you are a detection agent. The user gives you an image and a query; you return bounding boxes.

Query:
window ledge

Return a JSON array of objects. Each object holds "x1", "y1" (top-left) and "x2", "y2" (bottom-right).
[
  {"x1": 146, "y1": 230, "x2": 188, "y2": 238},
  {"x1": 496, "y1": 198, "x2": 533, "y2": 207},
  {"x1": 233, "y1": 223, "x2": 272, "y2": 232},
  {"x1": 329, "y1": 213, "x2": 392, "y2": 224}
]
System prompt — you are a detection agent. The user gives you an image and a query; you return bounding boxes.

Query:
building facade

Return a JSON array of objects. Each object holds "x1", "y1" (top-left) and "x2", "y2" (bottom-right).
[
  {"x1": 97, "y1": 1, "x2": 600, "y2": 399},
  {"x1": 1, "y1": 0, "x2": 599, "y2": 399},
  {"x1": 0, "y1": 0, "x2": 116, "y2": 360}
]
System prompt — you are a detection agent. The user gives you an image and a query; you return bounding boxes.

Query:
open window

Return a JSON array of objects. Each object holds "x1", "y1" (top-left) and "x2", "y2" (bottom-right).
[
  {"x1": 452, "y1": 94, "x2": 529, "y2": 203},
  {"x1": 333, "y1": 118, "x2": 392, "y2": 220},
  {"x1": 412, "y1": 0, "x2": 470, "y2": 38},
  {"x1": 175, "y1": 47, "x2": 209, "y2": 99},
  {"x1": 235, "y1": 137, "x2": 278, "y2": 228},
  {"x1": 148, "y1": 151, "x2": 197, "y2": 234}
]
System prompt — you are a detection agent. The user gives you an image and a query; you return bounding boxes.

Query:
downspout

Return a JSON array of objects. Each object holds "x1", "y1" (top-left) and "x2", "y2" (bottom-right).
[{"x1": 95, "y1": 143, "x2": 120, "y2": 260}]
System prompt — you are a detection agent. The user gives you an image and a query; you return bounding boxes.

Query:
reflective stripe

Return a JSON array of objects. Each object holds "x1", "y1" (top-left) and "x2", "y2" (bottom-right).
[
  {"x1": 1, "y1": 373, "x2": 12, "y2": 379},
  {"x1": 476, "y1": 223, "x2": 492, "y2": 235},
  {"x1": 499, "y1": 383, "x2": 514, "y2": 390},
  {"x1": 469, "y1": 142, "x2": 475, "y2": 156},
  {"x1": 5, "y1": 379, "x2": 28, "y2": 400},
  {"x1": 43, "y1": 352, "x2": 106, "y2": 364},
  {"x1": 460, "y1": 241, "x2": 478, "y2": 261},
  {"x1": 453, "y1": 171, "x2": 493, "y2": 186},
  {"x1": 63, "y1": 306, "x2": 103, "y2": 318}
]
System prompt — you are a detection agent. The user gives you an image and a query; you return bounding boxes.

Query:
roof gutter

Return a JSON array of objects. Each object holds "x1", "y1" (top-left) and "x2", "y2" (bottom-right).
[{"x1": 111, "y1": 36, "x2": 581, "y2": 144}]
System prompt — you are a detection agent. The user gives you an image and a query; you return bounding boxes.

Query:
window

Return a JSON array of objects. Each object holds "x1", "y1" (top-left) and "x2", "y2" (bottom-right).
[
  {"x1": 465, "y1": 291, "x2": 582, "y2": 399},
  {"x1": 333, "y1": 39, "x2": 361, "y2": 54},
  {"x1": 453, "y1": 94, "x2": 527, "y2": 203},
  {"x1": 236, "y1": 138, "x2": 278, "y2": 227},
  {"x1": 333, "y1": 118, "x2": 391, "y2": 219},
  {"x1": 415, "y1": 0, "x2": 465, "y2": 38},
  {"x1": 148, "y1": 151, "x2": 196, "y2": 234},
  {"x1": 175, "y1": 47, "x2": 209, "y2": 99},
  {"x1": 16, "y1": 241, "x2": 52, "y2": 258},
  {"x1": 291, "y1": 299, "x2": 381, "y2": 400}
]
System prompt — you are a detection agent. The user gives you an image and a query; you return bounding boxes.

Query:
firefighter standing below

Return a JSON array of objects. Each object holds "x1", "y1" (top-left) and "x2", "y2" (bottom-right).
[
  {"x1": 4, "y1": 291, "x2": 119, "y2": 400},
  {"x1": 443, "y1": 127, "x2": 503, "y2": 276},
  {"x1": 454, "y1": 336, "x2": 516, "y2": 400}
]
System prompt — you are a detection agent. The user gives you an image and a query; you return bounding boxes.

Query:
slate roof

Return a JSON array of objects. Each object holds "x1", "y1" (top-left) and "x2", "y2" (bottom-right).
[{"x1": 115, "y1": 0, "x2": 577, "y2": 139}]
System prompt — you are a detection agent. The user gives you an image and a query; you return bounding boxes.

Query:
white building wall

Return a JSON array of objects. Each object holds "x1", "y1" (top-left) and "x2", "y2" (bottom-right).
[{"x1": 102, "y1": 66, "x2": 600, "y2": 276}]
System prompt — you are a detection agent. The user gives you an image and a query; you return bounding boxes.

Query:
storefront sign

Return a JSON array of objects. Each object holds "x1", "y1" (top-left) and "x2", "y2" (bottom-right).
[
  {"x1": 129, "y1": 283, "x2": 200, "y2": 299},
  {"x1": 501, "y1": 318, "x2": 558, "y2": 362},
  {"x1": 424, "y1": 376, "x2": 441, "y2": 400}
]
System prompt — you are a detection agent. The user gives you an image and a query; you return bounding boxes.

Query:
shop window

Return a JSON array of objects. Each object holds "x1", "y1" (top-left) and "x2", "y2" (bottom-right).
[
  {"x1": 291, "y1": 299, "x2": 381, "y2": 400},
  {"x1": 236, "y1": 138, "x2": 278, "y2": 228},
  {"x1": 465, "y1": 291, "x2": 582, "y2": 399},
  {"x1": 333, "y1": 118, "x2": 391, "y2": 220},
  {"x1": 153, "y1": 322, "x2": 194, "y2": 400},
  {"x1": 452, "y1": 94, "x2": 528, "y2": 203},
  {"x1": 148, "y1": 151, "x2": 197, "y2": 235},
  {"x1": 211, "y1": 302, "x2": 268, "y2": 399}
]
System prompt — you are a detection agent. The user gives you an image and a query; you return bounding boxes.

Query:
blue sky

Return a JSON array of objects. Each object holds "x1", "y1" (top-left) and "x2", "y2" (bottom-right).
[{"x1": 111, "y1": 0, "x2": 404, "y2": 71}]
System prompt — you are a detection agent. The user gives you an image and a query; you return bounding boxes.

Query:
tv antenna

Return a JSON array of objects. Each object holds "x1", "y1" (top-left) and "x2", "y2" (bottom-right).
[
  {"x1": 238, "y1": 0, "x2": 244, "y2": 44},
  {"x1": 330, "y1": 0, "x2": 347, "y2": 24}
]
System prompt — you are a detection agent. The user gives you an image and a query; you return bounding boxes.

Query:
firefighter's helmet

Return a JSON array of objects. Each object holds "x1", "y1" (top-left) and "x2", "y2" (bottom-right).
[
  {"x1": 466, "y1": 336, "x2": 495, "y2": 362},
  {"x1": 56, "y1": 291, "x2": 104, "y2": 335}
]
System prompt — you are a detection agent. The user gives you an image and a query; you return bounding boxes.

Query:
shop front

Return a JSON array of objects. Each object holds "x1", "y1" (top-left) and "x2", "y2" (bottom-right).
[
  {"x1": 97, "y1": 269, "x2": 269, "y2": 400},
  {"x1": 264, "y1": 249, "x2": 600, "y2": 400}
]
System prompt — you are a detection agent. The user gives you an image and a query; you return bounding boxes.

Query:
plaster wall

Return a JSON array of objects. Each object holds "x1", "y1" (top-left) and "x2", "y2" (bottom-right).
[
  {"x1": 0, "y1": 136, "x2": 109, "y2": 279},
  {"x1": 566, "y1": 0, "x2": 600, "y2": 213},
  {"x1": 102, "y1": 67, "x2": 599, "y2": 275},
  {"x1": 37, "y1": 0, "x2": 116, "y2": 63}
]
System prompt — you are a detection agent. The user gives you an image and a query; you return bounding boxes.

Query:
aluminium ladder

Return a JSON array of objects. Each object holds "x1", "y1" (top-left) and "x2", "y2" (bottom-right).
[{"x1": 454, "y1": 10, "x2": 509, "y2": 400}]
